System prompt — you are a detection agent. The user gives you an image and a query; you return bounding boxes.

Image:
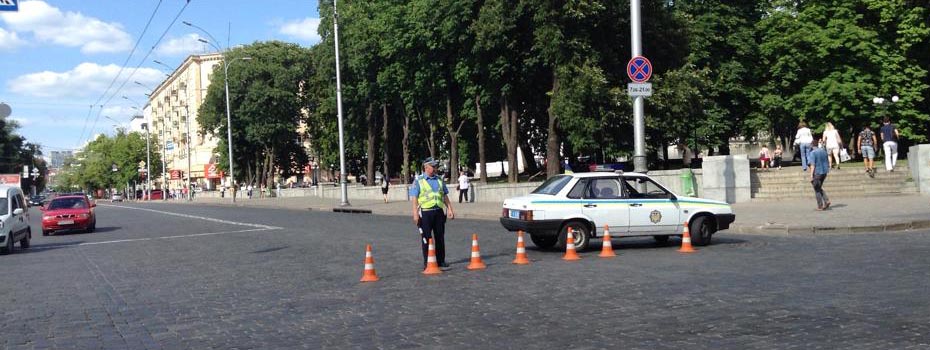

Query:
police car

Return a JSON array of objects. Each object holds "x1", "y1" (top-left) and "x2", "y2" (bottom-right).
[{"x1": 500, "y1": 171, "x2": 735, "y2": 251}]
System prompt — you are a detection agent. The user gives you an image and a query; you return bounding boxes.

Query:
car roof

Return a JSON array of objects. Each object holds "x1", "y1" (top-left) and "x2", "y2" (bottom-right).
[
  {"x1": 51, "y1": 195, "x2": 87, "y2": 200},
  {"x1": 565, "y1": 171, "x2": 648, "y2": 178},
  {"x1": 0, "y1": 185, "x2": 23, "y2": 198}
]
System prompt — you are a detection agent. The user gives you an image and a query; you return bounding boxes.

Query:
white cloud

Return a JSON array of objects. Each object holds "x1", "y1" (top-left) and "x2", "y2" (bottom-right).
[
  {"x1": 0, "y1": 27, "x2": 25, "y2": 50},
  {"x1": 279, "y1": 17, "x2": 321, "y2": 43},
  {"x1": 156, "y1": 33, "x2": 210, "y2": 56},
  {"x1": 0, "y1": 0, "x2": 131, "y2": 53},
  {"x1": 7, "y1": 62, "x2": 164, "y2": 98}
]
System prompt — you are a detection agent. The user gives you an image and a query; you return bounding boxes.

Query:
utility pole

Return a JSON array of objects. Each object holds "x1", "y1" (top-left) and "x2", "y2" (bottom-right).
[
  {"x1": 631, "y1": 0, "x2": 647, "y2": 174},
  {"x1": 333, "y1": 0, "x2": 350, "y2": 206}
]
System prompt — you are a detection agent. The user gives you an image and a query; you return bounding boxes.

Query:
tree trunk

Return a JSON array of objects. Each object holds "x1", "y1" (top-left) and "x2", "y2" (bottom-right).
[
  {"x1": 519, "y1": 138, "x2": 537, "y2": 175},
  {"x1": 402, "y1": 107, "x2": 410, "y2": 184},
  {"x1": 500, "y1": 96, "x2": 515, "y2": 182},
  {"x1": 446, "y1": 96, "x2": 459, "y2": 183},
  {"x1": 366, "y1": 103, "x2": 376, "y2": 186},
  {"x1": 546, "y1": 72, "x2": 560, "y2": 178},
  {"x1": 382, "y1": 103, "x2": 389, "y2": 181},
  {"x1": 507, "y1": 105, "x2": 519, "y2": 183},
  {"x1": 475, "y1": 94, "x2": 487, "y2": 183}
]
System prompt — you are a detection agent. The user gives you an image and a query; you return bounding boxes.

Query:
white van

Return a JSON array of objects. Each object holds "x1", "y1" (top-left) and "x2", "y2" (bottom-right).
[{"x1": 0, "y1": 185, "x2": 31, "y2": 254}]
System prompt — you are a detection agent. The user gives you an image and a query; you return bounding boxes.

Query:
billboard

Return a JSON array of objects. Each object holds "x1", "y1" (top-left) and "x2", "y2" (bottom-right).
[
  {"x1": 170, "y1": 170, "x2": 182, "y2": 180},
  {"x1": 204, "y1": 164, "x2": 223, "y2": 179},
  {"x1": 0, "y1": 174, "x2": 21, "y2": 187}
]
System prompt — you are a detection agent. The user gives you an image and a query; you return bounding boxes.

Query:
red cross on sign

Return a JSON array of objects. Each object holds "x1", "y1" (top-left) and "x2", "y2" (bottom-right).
[{"x1": 627, "y1": 56, "x2": 653, "y2": 83}]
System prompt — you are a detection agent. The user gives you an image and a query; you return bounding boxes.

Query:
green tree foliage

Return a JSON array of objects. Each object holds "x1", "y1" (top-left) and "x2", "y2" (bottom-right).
[
  {"x1": 59, "y1": 131, "x2": 161, "y2": 193},
  {"x1": 198, "y1": 41, "x2": 315, "y2": 188}
]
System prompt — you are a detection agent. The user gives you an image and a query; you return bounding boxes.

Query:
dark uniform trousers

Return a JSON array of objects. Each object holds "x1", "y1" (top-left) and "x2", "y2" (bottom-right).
[{"x1": 419, "y1": 208, "x2": 446, "y2": 266}]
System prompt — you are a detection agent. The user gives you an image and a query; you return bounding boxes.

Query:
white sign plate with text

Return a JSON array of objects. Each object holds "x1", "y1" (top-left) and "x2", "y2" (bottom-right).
[{"x1": 628, "y1": 83, "x2": 653, "y2": 97}]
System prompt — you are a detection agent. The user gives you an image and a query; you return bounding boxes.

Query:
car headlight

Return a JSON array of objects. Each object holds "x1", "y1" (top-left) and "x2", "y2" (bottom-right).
[
  {"x1": 79, "y1": 213, "x2": 90, "y2": 218},
  {"x1": 42, "y1": 216, "x2": 54, "y2": 221}
]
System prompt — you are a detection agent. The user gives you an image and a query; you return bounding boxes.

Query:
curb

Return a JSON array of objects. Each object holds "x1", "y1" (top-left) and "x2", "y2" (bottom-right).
[{"x1": 729, "y1": 220, "x2": 930, "y2": 235}]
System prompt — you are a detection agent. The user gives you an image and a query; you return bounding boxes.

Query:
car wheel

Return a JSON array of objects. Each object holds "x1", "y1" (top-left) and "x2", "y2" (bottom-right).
[
  {"x1": 529, "y1": 234, "x2": 558, "y2": 250},
  {"x1": 556, "y1": 221, "x2": 590, "y2": 252},
  {"x1": 20, "y1": 230, "x2": 30, "y2": 249},
  {"x1": 653, "y1": 235, "x2": 670, "y2": 245},
  {"x1": 1, "y1": 234, "x2": 13, "y2": 255},
  {"x1": 42, "y1": 229, "x2": 49, "y2": 236},
  {"x1": 86, "y1": 223, "x2": 95, "y2": 233},
  {"x1": 689, "y1": 216, "x2": 714, "y2": 246}
]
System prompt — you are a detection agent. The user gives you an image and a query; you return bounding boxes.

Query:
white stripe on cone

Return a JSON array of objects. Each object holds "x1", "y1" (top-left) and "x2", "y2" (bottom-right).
[
  {"x1": 517, "y1": 247, "x2": 525, "y2": 253},
  {"x1": 364, "y1": 263, "x2": 373, "y2": 269}
]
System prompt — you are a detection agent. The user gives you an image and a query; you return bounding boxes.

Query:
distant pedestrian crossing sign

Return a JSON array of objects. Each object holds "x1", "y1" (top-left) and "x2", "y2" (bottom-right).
[{"x1": 0, "y1": 0, "x2": 18, "y2": 12}]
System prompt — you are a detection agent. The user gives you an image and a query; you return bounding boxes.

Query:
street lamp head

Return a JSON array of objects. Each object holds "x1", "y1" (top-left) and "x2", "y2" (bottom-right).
[
  {"x1": 182, "y1": 21, "x2": 192, "y2": 26},
  {"x1": 872, "y1": 97, "x2": 884, "y2": 105},
  {"x1": 891, "y1": 96, "x2": 899, "y2": 103},
  {"x1": 242, "y1": 57, "x2": 253, "y2": 61},
  {"x1": 197, "y1": 38, "x2": 210, "y2": 44}
]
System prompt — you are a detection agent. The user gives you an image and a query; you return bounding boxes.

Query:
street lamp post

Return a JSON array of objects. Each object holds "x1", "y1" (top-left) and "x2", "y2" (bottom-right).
[
  {"x1": 185, "y1": 21, "x2": 252, "y2": 203},
  {"x1": 333, "y1": 0, "x2": 350, "y2": 206},
  {"x1": 142, "y1": 122, "x2": 152, "y2": 201}
]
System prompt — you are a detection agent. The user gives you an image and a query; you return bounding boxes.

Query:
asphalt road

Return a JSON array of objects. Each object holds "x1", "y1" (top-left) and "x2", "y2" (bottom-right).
[{"x1": 1, "y1": 202, "x2": 929, "y2": 349}]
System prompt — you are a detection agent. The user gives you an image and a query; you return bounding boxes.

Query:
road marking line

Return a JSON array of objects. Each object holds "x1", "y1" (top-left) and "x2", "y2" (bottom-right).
[
  {"x1": 97, "y1": 204, "x2": 282, "y2": 229},
  {"x1": 31, "y1": 228, "x2": 277, "y2": 250}
]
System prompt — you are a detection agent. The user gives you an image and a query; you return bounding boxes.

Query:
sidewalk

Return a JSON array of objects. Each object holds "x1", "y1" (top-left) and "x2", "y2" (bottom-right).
[{"x1": 179, "y1": 194, "x2": 930, "y2": 235}]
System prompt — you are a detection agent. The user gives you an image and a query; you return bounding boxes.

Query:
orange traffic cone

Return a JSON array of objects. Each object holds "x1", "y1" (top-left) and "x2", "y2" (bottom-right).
[
  {"x1": 599, "y1": 225, "x2": 617, "y2": 258},
  {"x1": 678, "y1": 222, "x2": 696, "y2": 253},
  {"x1": 360, "y1": 244, "x2": 380, "y2": 282},
  {"x1": 563, "y1": 228, "x2": 581, "y2": 261},
  {"x1": 423, "y1": 238, "x2": 443, "y2": 275},
  {"x1": 467, "y1": 234, "x2": 487, "y2": 270},
  {"x1": 512, "y1": 230, "x2": 530, "y2": 265}
]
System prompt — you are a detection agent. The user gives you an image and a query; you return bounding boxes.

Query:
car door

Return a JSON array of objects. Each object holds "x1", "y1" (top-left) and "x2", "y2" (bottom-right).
[
  {"x1": 11, "y1": 192, "x2": 28, "y2": 240},
  {"x1": 624, "y1": 176, "x2": 681, "y2": 234},
  {"x1": 580, "y1": 177, "x2": 631, "y2": 235}
]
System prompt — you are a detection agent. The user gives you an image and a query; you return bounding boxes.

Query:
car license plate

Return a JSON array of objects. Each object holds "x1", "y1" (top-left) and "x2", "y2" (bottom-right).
[
  {"x1": 509, "y1": 210, "x2": 520, "y2": 219},
  {"x1": 58, "y1": 220, "x2": 74, "y2": 225}
]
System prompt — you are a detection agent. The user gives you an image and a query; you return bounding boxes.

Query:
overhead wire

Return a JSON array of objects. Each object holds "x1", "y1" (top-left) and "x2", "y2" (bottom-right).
[
  {"x1": 87, "y1": 0, "x2": 193, "y2": 146},
  {"x1": 78, "y1": 0, "x2": 164, "y2": 146}
]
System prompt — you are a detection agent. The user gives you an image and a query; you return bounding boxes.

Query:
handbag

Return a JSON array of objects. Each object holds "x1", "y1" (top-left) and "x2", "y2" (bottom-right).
[{"x1": 839, "y1": 148, "x2": 851, "y2": 162}]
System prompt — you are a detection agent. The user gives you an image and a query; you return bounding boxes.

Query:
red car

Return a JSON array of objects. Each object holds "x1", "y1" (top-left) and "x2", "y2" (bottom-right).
[
  {"x1": 142, "y1": 189, "x2": 163, "y2": 200},
  {"x1": 41, "y1": 195, "x2": 96, "y2": 235}
]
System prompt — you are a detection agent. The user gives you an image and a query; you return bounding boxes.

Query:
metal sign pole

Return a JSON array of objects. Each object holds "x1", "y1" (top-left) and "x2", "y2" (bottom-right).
[
  {"x1": 630, "y1": 0, "x2": 646, "y2": 174},
  {"x1": 333, "y1": 0, "x2": 350, "y2": 206}
]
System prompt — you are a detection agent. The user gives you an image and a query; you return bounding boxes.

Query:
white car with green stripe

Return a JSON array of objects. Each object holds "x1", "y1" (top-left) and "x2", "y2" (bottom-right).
[{"x1": 500, "y1": 172, "x2": 735, "y2": 251}]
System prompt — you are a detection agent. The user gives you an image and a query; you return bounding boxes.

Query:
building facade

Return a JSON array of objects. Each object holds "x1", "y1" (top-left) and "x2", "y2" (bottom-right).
[{"x1": 147, "y1": 53, "x2": 224, "y2": 192}]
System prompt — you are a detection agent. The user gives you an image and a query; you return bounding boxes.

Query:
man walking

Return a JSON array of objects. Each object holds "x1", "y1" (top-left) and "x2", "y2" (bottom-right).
[
  {"x1": 457, "y1": 170, "x2": 470, "y2": 203},
  {"x1": 879, "y1": 116, "x2": 900, "y2": 172},
  {"x1": 809, "y1": 136, "x2": 830, "y2": 211},
  {"x1": 857, "y1": 124, "x2": 878, "y2": 176},
  {"x1": 410, "y1": 157, "x2": 455, "y2": 268}
]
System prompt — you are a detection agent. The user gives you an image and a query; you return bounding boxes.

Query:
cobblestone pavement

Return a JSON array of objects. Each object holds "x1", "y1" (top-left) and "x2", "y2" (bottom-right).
[{"x1": 1, "y1": 203, "x2": 928, "y2": 349}]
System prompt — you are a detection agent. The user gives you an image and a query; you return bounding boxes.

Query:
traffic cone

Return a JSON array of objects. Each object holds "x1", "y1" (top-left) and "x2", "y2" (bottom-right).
[
  {"x1": 599, "y1": 225, "x2": 617, "y2": 258},
  {"x1": 678, "y1": 222, "x2": 696, "y2": 253},
  {"x1": 467, "y1": 234, "x2": 487, "y2": 270},
  {"x1": 423, "y1": 238, "x2": 442, "y2": 275},
  {"x1": 512, "y1": 230, "x2": 530, "y2": 265},
  {"x1": 562, "y1": 228, "x2": 581, "y2": 261},
  {"x1": 360, "y1": 244, "x2": 380, "y2": 282}
]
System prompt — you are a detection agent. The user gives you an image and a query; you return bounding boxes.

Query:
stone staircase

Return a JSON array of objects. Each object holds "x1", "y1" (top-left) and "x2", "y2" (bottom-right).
[{"x1": 751, "y1": 166, "x2": 917, "y2": 200}]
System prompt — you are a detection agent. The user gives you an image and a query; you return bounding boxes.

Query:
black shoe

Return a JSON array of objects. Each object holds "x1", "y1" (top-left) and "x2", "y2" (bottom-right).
[{"x1": 438, "y1": 262, "x2": 450, "y2": 268}]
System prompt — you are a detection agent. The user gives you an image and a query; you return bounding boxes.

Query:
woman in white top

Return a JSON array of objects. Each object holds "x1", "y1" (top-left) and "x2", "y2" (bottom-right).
[
  {"x1": 794, "y1": 122, "x2": 814, "y2": 171},
  {"x1": 823, "y1": 122, "x2": 843, "y2": 169}
]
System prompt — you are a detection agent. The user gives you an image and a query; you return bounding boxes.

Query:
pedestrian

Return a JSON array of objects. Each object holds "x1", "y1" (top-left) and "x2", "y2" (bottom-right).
[
  {"x1": 794, "y1": 121, "x2": 814, "y2": 171},
  {"x1": 823, "y1": 122, "x2": 843, "y2": 169},
  {"x1": 773, "y1": 144, "x2": 783, "y2": 169},
  {"x1": 857, "y1": 124, "x2": 878, "y2": 175},
  {"x1": 409, "y1": 157, "x2": 455, "y2": 269},
  {"x1": 808, "y1": 136, "x2": 831, "y2": 211},
  {"x1": 758, "y1": 145, "x2": 771, "y2": 169},
  {"x1": 677, "y1": 143, "x2": 693, "y2": 168},
  {"x1": 457, "y1": 170, "x2": 470, "y2": 203},
  {"x1": 380, "y1": 173, "x2": 390, "y2": 203},
  {"x1": 879, "y1": 116, "x2": 900, "y2": 172},
  {"x1": 275, "y1": 182, "x2": 282, "y2": 197},
  {"x1": 221, "y1": 186, "x2": 226, "y2": 198},
  {"x1": 247, "y1": 184, "x2": 253, "y2": 199}
]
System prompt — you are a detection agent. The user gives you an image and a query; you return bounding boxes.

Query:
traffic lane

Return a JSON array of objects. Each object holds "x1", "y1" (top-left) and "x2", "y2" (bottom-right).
[
  {"x1": 4, "y1": 203, "x2": 929, "y2": 349},
  {"x1": 26, "y1": 204, "x2": 264, "y2": 248}
]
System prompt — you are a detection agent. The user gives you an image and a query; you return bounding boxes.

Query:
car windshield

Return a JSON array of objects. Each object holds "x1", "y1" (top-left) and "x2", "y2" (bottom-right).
[
  {"x1": 48, "y1": 197, "x2": 88, "y2": 210},
  {"x1": 532, "y1": 175, "x2": 573, "y2": 195},
  {"x1": 0, "y1": 198, "x2": 7, "y2": 215}
]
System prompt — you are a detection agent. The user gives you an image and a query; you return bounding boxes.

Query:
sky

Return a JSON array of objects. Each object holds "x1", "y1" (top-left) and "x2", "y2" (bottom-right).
[{"x1": 0, "y1": 0, "x2": 322, "y2": 154}]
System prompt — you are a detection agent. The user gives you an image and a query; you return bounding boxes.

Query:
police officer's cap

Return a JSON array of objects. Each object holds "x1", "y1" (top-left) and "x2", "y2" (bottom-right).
[{"x1": 422, "y1": 157, "x2": 439, "y2": 167}]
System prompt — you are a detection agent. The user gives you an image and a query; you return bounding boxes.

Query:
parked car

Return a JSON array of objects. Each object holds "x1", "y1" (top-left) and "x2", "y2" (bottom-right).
[
  {"x1": 499, "y1": 171, "x2": 735, "y2": 251},
  {"x1": 1, "y1": 186, "x2": 32, "y2": 254},
  {"x1": 142, "y1": 189, "x2": 163, "y2": 200},
  {"x1": 40, "y1": 195, "x2": 96, "y2": 235},
  {"x1": 28, "y1": 195, "x2": 45, "y2": 207},
  {"x1": 111, "y1": 193, "x2": 124, "y2": 202}
]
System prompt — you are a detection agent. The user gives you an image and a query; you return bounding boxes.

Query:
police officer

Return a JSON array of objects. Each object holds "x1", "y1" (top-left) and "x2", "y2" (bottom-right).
[{"x1": 410, "y1": 157, "x2": 455, "y2": 268}]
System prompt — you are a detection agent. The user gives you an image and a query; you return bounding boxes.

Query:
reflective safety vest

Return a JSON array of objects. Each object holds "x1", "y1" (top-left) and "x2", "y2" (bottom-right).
[{"x1": 417, "y1": 177, "x2": 445, "y2": 210}]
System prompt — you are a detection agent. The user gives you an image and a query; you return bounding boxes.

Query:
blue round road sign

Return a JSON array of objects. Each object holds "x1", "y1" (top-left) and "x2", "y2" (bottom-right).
[{"x1": 627, "y1": 56, "x2": 653, "y2": 83}]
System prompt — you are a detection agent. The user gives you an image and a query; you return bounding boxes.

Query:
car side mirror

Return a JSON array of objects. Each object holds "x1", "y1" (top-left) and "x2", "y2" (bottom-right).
[
  {"x1": 12, "y1": 208, "x2": 24, "y2": 215},
  {"x1": 39, "y1": 206, "x2": 46, "y2": 211}
]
